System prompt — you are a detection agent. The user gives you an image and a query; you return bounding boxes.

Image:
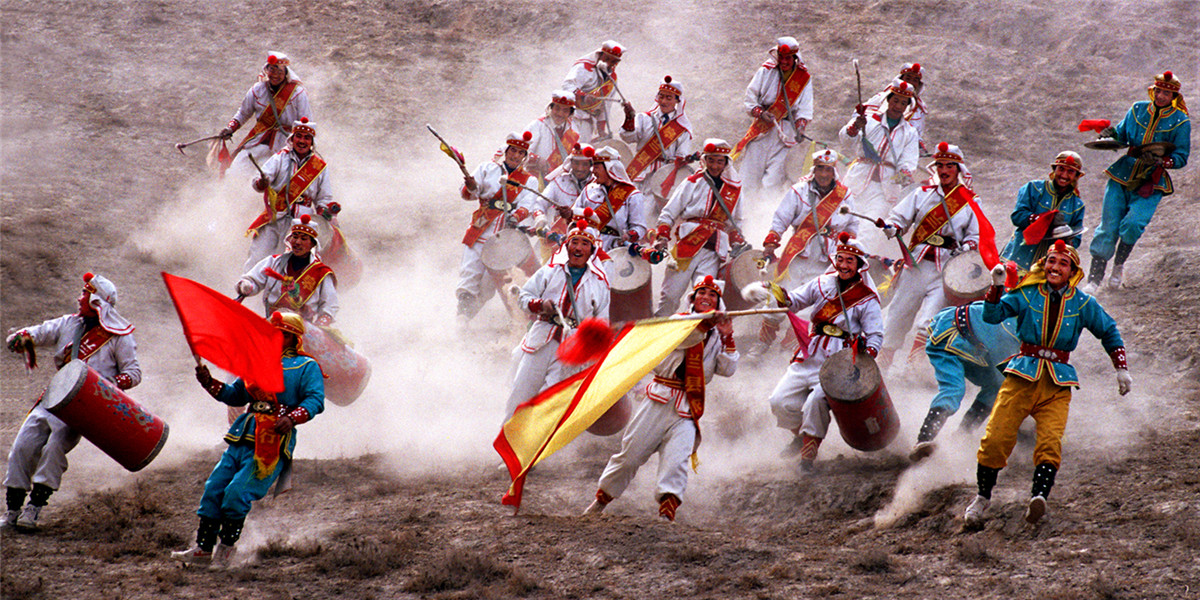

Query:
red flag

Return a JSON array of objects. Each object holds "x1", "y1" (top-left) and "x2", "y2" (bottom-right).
[
  {"x1": 967, "y1": 199, "x2": 1000, "y2": 269},
  {"x1": 786, "y1": 312, "x2": 811, "y2": 360},
  {"x1": 161, "y1": 272, "x2": 284, "y2": 393},
  {"x1": 1023, "y1": 210, "x2": 1058, "y2": 245}
]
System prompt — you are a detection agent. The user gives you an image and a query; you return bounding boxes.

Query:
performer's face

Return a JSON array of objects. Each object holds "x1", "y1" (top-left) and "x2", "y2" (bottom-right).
[
  {"x1": 1052, "y1": 165, "x2": 1081, "y2": 189},
  {"x1": 570, "y1": 159, "x2": 592, "y2": 180},
  {"x1": 834, "y1": 252, "x2": 859, "y2": 280},
  {"x1": 77, "y1": 290, "x2": 98, "y2": 317},
  {"x1": 900, "y1": 72, "x2": 921, "y2": 89},
  {"x1": 1153, "y1": 88, "x2": 1175, "y2": 108},
  {"x1": 692, "y1": 287, "x2": 720, "y2": 312},
  {"x1": 935, "y1": 161, "x2": 959, "y2": 187},
  {"x1": 813, "y1": 164, "x2": 835, "y2": 187},
  {"x1": 885, "y1": 94, "x2": 910, "y2": 119},
  {"x1": 703, "y1": 155, "x2": 728, "y2": 178},
  {"x1": 778, "y1": 53, "x2": 796, "y2": 71},
  {"x1": 599, "y1": 52, "x2": 620, "y2": 70},
  {"x1": 287, "y1": 232, "x2": 315, "y2": 256},
  {"x1": 566, "y1": 236, "x2": 593, "y2": 267},
  {"x1": 264, "y1": 63, "x2": 286, "y2": 86},
  {"x1": 591, "y1": 163, "x2": 612, "y2": 185},
  {"x1": 655, "y1": 91, "x2": 679, "y2": 114},
  {"x1": 291, "y1": 132, "x2": 313, "y2": 155},
  {"x1": 504, "y1": 146, "x2": 527, "y2": 170},
  {"x1": 549, "y1": 103, "x2": 572, "y2": 125},
  {"x1": 1044, "y1": 253, "x2": 1075, "y2": 288}
]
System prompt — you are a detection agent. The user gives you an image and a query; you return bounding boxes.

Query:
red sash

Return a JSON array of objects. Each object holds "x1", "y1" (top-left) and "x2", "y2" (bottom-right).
[
  {"x1": 907, "y1": 185, "x2": 973, "y2": 251},
  {"x1": 269, "y1": 259, "x2": 336, "y2": 313},
  {"x1": 593, "y1": 183, "x2": 635, "y2": 227},
  {"x1": 626, "y1": 117, "x2": 688, "y2": 180},
  {"x1": 732, "y1": 67, "x2": 810, "y2": 158},
  {"x1": 234, "y1": 81, "x2": 298, "y2": 154},
  {"x1": 673, "y1": 174, "x2": 741, "y2": 260},
  {"x1": 60, "y1": 326, "x2": 114, "y2": 365},
  {"x1": 577, "y1": 76, "x2": 616, "y2": 113},
  {"x1": 547, "y1": 124, "x2": 580, "y2": 170},
  {"x1": 462, "y1": 169, "x2": 532, "y2": 246},
  {"x1": 246, "y1": 153, "x2": 328, "y2": 234},
  {"x1": 683, "y1": 338, "x2": 706, "y2": 420},
  {"x1": 775, "y1": 183, "x2": 847, "y2": 276},
  {"x1": 809, "y1": 280, "x2": 877, "y2": 330}
]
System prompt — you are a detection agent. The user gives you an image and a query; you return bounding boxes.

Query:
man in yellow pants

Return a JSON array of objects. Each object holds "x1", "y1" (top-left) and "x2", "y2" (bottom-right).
[{"x1": 964, "y1": 240, "x2": 1131, "y2": 526}]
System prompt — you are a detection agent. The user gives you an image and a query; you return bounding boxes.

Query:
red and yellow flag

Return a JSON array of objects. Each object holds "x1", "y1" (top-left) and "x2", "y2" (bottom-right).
[{"x1": 494, "y1": 318, "x2": 702, "y2": 510}]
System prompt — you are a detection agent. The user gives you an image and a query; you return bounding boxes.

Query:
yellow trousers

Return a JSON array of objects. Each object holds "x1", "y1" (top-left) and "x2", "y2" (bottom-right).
[{"x1": 977, "y1": 371, "x2": 1072, "y2": 470}]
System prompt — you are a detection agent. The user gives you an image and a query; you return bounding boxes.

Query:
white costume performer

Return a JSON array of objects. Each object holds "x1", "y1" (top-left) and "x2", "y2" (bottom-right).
[
  {"x1": 456, "y1": 131, "x2": 541, "y2": 321},
  {"x1": 525, "y1": 91, "x2": 582, "y2": 179},
  {"x1": 619, "y1": 75, "x2": 694, "y2": 217},
  {"x1": 839, "y1": 78, "x2": 921, "y2": 253},
  {"x1": 3, "y1": 273, "x2": 141, "y2": 530},
  {"x1": 575, "y1": 147, "x2": 648, "y2": 251},
  {"x1": 751, "y1": 149, "x2": 859, "y2": 355},
  {"x1": 588, "y1": 276, "x2": 738, "y2": 521},
  {"x1": 863, "y1": 63, "x2": 928, "y2": 149},
  {"x1": 223, "y1": 51, "x2": 313, "y2": 168},
  {"x1": 735, "y1": 37, "x2": 814, "y2": 197},
  {"x1": 238, "y1": 216, "x2": 339, "y2": 325},
  {"x1": 879, "y1": 143, "x2": 980, "y2": 364},
  {"x1": 655, "y1": 139, "x2": 745, "y2": 316},
  {"x1": 505, "y1": 222, "x2": 611, "y2": 419},
  {"x1": 756, "y1": 236, "x2": 882, "y2": 469},
  {"x1": 561, "y1": 40, "x2": 625, "y2": 143},
  {"x1": 244, "y1": 118, "x2": 336, "y2": 270}
]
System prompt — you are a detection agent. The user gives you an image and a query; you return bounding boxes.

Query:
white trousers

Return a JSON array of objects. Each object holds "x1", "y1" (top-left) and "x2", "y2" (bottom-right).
[
  {"x1": 656, "y1": 248, "x2": 720, "y2": 317},
  {"x1": 504, "y1": 341, "x2": 570, "y2": 421},
  {"x1": 597, "y1": 396, "x2": 696, "y2": 502},
  {"x1": 767, "y1": 359, "x2": 832, "y2": 437},
  {"x1": 882, "y1": 260, "x2": 945, "y2": 355},
  {"x1": 739, "y1": 133, "x2": 791, "y2": 195},
  {"x1": 455, "y1": 242, "x2": 499, "y2": 304},
  {"x1": 3, "y1": 405, "x2": 82, "y2": 491}
]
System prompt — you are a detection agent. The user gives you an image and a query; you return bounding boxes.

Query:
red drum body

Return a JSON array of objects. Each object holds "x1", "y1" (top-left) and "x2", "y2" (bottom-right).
[
  {"x1": 610, "y1": 284, "x2": 653, "y2": 323},
  {"x1": 942, "y1": 250, "x2": 989, "y2": 307},
  {"x1": 721, "y1": 250, "x2": 767, "y2": 311},
  {"x1": 818, "y1": 349, "x2": 899, "y2": 452},
  {"x1": 303, "y1": 326, "x2": 372, "y2": 407},
  {"x1": 43, "y1": 361, "x2": 169, "y2": 472},
  {"x1": 322, "y1": 225, "x2": 364, "y2": 290},
  {"x1": 587, "y1": 394, "x2": 631, "y2": 436}
]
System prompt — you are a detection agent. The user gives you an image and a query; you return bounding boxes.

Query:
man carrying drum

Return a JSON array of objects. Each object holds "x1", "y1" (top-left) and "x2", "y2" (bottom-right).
[
  {"x1": 575, "y1": 147, "x2": 648, "y2": 251},
  {"x1": 505, "y1": 220, "x2": 610, "y2": 420},
  {"x1": 654, "y1": 139, "x2": 746, "y2": 317},
  {"x1": 244, "y1": 117, "x2": 339, "y2": 271},
  {"x1": 1084, "y1": 71, "x2": 1191, "y2": 292},
  {"x1": 749, "y1": 148, "x2": 859, "y2": 358},
  {"x1": 747, "y1": 233, "x2": 882, "y2": 474},
  {"x1": 964, "y1": 240, "x2": 1130, "y2": 527},
  {"x1": 524, "y1": 90, "x2": 581, "y2": 181},
  {"x1": 619, "y1": 75, "x2": 694, "y2": 215},
  {"x1": 561, "y1": 40, "x2": 625, "y2": 143},
  {"x1": 585, "y1": 275, "x2": 737, "y2": 522},
  {"x1": 1000, "y1": 151, "x2": 1086, "y2": 271},
  {"x1": 876, "y1": 142, "x2": 980, "y2": 369},
  {"x1": 862, "y1": 63, "x2": 929, "y2": 153},
  {"x1": 174, "y1": 311, "x2": 324, "y2": 569},
  {"x1": 238, "y1": 214, "x2": 338, "y2": 326},
  {"x1": 733, "y1": 37, "x2": 814, "y2": 199},
  {"x1": 218, "y1": 51, "x2": 314, "y2": 170},
  {"x1": 456, "y1": 131, "x2": 541, "y2": 323},
  {"x1": 3, "y1": 273, "x2": 141, "y2": 531},
  {"x1": 529, "y1": 144, "x2": 594, "y2": 259}
]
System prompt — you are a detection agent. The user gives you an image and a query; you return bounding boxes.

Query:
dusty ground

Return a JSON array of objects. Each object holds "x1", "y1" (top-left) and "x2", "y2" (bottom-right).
[{"x1": 2, "y1": 0, "x2": 1199, "y2": 598}]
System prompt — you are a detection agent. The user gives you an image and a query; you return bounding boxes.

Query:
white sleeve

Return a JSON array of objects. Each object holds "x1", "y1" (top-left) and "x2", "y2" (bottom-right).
[
  {"x1": 518, "y1": 267, "x2": 552, "y2": 313},
  {"x1": 626, "y1": 190, "x2": 648, "y2": 239},
  {"x1": 770, "y1": 188, "x2": 800, "y2": 234},
  {"x1": 658, "y1": 180, "x2": 688, "y2": 227},
  {"x1": 896, "y1": 128, "x2": 921, "y2": 173},
  {"x1": 111, "y1": 334, "x2": 142, "y2": 387},
  {"x1": 316, "y1": 276, "x2": 339, "y2": 321},
  {"x1": 887, "y1": 189, "x2": 920, "y2": 231},
  {"x1": 230, "y1": 84, "x2": 259, "y2": 128},
  {"x1": 859, "y1": 300, "x2": 884, "y2": 352},
  {"x1": 792, "y1": 78, "x2": 814, "y2": 121},
  {"x1": 786, "y1": 277, "x2": 822, "y2": 312},
  {"x1": 742, "y1": 68, "x2": 769, "y2": 115},
  {"x1": 238, "y1": 255, "x2": 275, "y2": 296},
  {"x1": 22, "y1": 315, "x2": 74, "y2": 348}
]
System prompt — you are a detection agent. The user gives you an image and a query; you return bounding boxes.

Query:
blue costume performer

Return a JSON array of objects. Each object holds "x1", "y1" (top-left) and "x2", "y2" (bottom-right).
[
  {"x1": 1085, "y1": 71, "x2": 1190, "y2": 291},
  {"x1": 909, "y1": 301, "x2": 1019, "y2": 461},
  {"x1": 172, "y1": 311, "x2": 324, "y2": 568},
  {"x1": 964, "y1": 240, "x2": 1129, "y2": 527},
  {"x1": 1000, "y1": 152, "x2": 1086, "y2": 271}
]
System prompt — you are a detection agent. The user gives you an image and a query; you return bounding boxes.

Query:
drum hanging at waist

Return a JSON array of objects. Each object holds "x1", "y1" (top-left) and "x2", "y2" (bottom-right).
[
  {"x1": 817, "y1": 348, "x2": 899, "y2": 452},
  {"x1": 303, "y1": 325, "x2": 372, "y2": 407},
  {"x1": 481, "y1": 228, "x2": 535, "y2": 271},
  {"x1": 941, "y1": 249, "x2": 989, "y2": 306}
]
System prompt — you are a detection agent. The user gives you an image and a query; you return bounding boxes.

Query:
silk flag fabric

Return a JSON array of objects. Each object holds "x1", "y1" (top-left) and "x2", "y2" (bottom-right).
[
  {"x1": 495, "y1": 318, "x2": 702, "y2": 510},
  {"x1": 161, "y1": 272, "x2": 285, "y2": 393}
]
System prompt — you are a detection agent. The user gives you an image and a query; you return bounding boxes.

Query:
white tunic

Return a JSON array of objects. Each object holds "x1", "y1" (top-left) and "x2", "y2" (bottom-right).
[
  {"x1": 576, "y1": 183, "x2": 648, "y2": 250},
  {"x1": 769, "y1": 179, "x2": 861, "y2": 261},
  {"x1": 839, "y1": 110, "x2": 921, "y2": 204},
  {"x1": 15, "y1": 315, "x2": 140, "y2": 383},
  {"x1": 743, "y1": 65, "x2": 814, "y2": 132},
  {"x1": 461, "y1": 161, "x2": 541, "y2": 247},
  {"x1": 240, "y1": 253, "x2": 339, "y2": 323},
  {"x1": 864, "y1": 88, "x2": 928, "y2": 144},
  {"x1": 525, "y1": 116, "x2": 579, "y2": 176},
  {"x1": 658, "y1": 169, "x2": 745, "y2": 260},
  {"x1": 885, "y1": 184, "x2": 980, "y2": 269},
  {"x1": 618, "y1": 108, "x2": 693, "y2": 183},
  {"x1": 229, "y1": 80, "x2": 313, "y2": 153},
  {"x1": 257, "y1": 149, "x2": 335, "y2": 222},
  {"x1": 516, "y1": 254, "x2": 611, "y2": 353}
]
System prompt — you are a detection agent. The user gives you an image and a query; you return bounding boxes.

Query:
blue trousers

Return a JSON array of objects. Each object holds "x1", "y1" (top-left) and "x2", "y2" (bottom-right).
[
  {"x1": 198, "y1": 443, "x2": 282, "y2": 521},
  {"x1": 1089, "y1": 179, "x2": 1163, "y2": 261},
  {"x1": 927, "y1": 346, "x2": 1005, "y2": 415}
]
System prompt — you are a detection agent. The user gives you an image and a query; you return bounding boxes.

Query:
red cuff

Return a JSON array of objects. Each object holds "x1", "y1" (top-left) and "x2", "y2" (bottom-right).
[
  {"x1": 1162, "y1": 157, "x2": 1174, "y2": 169},
  {"x1": 763, "y1": 231, "x2": 781, "y2": 246},
  {"x1": 113, "y1": 374, "x2": 135, "y2": 390},
  {"x1": 721, "y1": 334, "x2": 736, "y2": 351},
  {"x1": 1110, "y1": 347, "x2": 1128, "y2": 370},
  {"x1": 286, "y1": 407, "x2": 311, "y2": 425},
  {"x1": 751, "y1": 106, "x2": 764, "y2": 118},
  {"x1": 529, "y1": 299, "x2": 544, "y2": 313},
  {"x1": 984, "y1": 284, "x2": 1004, "y2": 303},
  {"x1": 227, "y1": 119, "x2": 240, "y2": 131},
  {"x1": 626, "y1": 230, "x2": 639, "y2": 243},
  {"x1": 657, "y1": 224, "x2": 671, "y2": 239}
]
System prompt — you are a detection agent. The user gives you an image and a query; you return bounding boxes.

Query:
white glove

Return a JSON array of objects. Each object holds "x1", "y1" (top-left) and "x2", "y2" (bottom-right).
[
  {"x1": 991, "y1": 264, "x2": 1007, "y2": 286},
  {"x1": 1116, "y1": 369, "x2": 1132, "y2": 396},
  {"x1": 742, "y1": 282, "x2": 772, "y2": 305},
  {"x1": 532, "y1": 214, "x2": 548, "y2": 231},
  {"x1": 236, "y1": 279, "x2": 255, "y2": 296},
  {"x1": 883, "y1": 225, "x2": 899, "y2": 239}
]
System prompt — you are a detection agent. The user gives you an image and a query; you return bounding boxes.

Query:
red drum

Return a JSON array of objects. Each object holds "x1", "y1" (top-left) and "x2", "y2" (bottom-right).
[
  {"x1": 942, "y1": 250, "x2": 989, "y2": 306},
  {"x1": 720, "y1": 250, "x2": 767, "y2": 311},
  {"x1": 303, "y1": 325, "x2": 372, "y2": 407},
  {"x1": 43, "y1": 361, "x2": 169, "y2": 472},
  {"x1": 610, "y1": 284, "x2": 653, "y2": 323},
  {"x1": 818, "y1": 349, "x2": 899, "y2": 452},
  {"x1": 586, "y1": 395, "x2": 631, "y2": 436},
  {"x1": 322, "y1": 224, "x2": 364, "y2": 290}
]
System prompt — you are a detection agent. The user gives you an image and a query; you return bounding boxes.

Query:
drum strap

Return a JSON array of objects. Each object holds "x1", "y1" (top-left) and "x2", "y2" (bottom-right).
[
  {"x1": 69, "y1": 322, "x2": 86, "y2": 361},
  {"x1": 954, "y1": 305, "x2": 987, "y2": 355}
]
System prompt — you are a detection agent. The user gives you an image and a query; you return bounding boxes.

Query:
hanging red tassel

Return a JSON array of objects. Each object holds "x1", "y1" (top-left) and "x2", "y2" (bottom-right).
[
  {"x1": 1023, "y1": 210, "x2": 1059, "y2": 245},
  {"x1": 1077, "y1": 119, "x2": 1111, "y2": 133},
  {"x1": 556, "y1": 318, "x2": 615, "y2": 365}
]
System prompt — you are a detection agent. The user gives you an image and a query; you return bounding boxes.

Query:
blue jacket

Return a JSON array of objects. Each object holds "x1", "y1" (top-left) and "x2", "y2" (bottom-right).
[
  {"x1": 1000, "y1": 180, "x2": 1084, "y2": 270},
  {"x1": 216, "y1": 354, "x2": 326, "y2": 459},
  {"x1": 982, "y1": 285, "x2": 1123, "y2": 387},
  {"x1": 927, "y1": 302, "x2": 1020, "y2": 368},
  {"x1": 1105, "y1": 101, "x2": 1190, "y2": 195}
]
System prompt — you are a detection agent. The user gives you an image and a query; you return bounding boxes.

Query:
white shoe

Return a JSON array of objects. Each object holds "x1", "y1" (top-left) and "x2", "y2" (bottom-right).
[
  {"x1": 963, "y1": 495, "x2": 989, "y2": 526},
  {"x1": 1081, "y1": 282, "x2": 1100, "y2": 295},
  {"x1": 170, "y1": 544, "x2": 212, "y2": 565},
  {"x1": 15, "y1": 504, "x2": 41, "y2": 531},
  {"x1": 1106, "y1": 269, "x2": 1123, "y2": 290},
  {"x1": 583, "y1": 499, "x2": 606, "y2": 515},
  {"x1": 208, "y1": 543, "x2": 237, "y2": 570},
  {"x1": 1, "y1": 509, "x2": 19, "y2": 528},
  {"x1": 908, "y1": 441, "x2": 937, "y2": 463},
  {"x1": 1025, "y1": 495, "x2": 1047, "y2": 524}
]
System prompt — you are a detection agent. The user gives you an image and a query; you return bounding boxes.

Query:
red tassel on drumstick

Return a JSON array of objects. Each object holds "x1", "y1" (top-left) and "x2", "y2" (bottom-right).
[{"x1": 557, "y1": 318, "x2": 615, "y2": 365}]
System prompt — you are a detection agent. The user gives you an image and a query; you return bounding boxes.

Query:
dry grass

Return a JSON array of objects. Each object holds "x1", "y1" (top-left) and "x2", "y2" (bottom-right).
[
  {"x1": 258, "y1": 535, "x2": 325, "y2": 559},
  {"x1": 850, "y1": 547, "x2": 893, "y2": 573},
  {"x1": 404, "y1": 548, "x2": 539, "y2": 597},
  {"x1": 313, "y1": 531, "x2": 414, "y2": 579}
]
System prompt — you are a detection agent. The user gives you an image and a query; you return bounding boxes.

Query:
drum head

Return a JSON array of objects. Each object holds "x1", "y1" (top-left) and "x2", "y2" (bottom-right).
[
  {"x1": 606, "y1": 251, "x2": 651, "y2": 291},
  {"x1": 644, "y1": 162, "x2": 682, "y2": 200},
  {"x1": 1083, "y1": 138, "x2": 1125, "y2": 151},
  {"x1": 943, "y1": 250, "x2": 990, "y2": 298},
  {"x1": 481, "y1": 228, "x2": 534, "y2": 271},
  {"x1": 43, "y1": 360, "x2": 88, "y2": 414},
  {"x1": 1136, "y1": 141, "x2": 1176, "y2": 158},
  {"x1": 818, "y1": 348, "x2": 882, "y2": 403},
  {"x1": 728, "y1": 250, "x2": 768, "y2": 301},
  {"x1": 594, "y1": 139, "x2": 634, "y2": 165}
]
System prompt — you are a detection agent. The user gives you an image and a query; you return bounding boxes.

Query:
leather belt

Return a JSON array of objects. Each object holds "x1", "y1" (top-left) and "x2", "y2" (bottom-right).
[
  {"x1": 1020, "y1": 343, "x2": 1070, "y2": 364},
  {"x1": 248, "y1": 400, "x2": 276, "y2": 414}
]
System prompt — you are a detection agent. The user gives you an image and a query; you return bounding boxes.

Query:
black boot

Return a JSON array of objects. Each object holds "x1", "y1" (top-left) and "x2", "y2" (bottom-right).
[
  {"x1": 958, "y1": 401, "x2": 991, "y2": 434},
  {"x1": 916, "y1": 407, "x2": 950, "y2": 444},
  {"x1": 197, "y1": 516, "x2": 220, "y2": 552},
  {"x1": 977, "y1": 464, "x2": 1001, "y2": 500},
  {"x1": 219, "y1": 517, "x2": 246, "y2": 547},
  {"x1": 1031, "y1": 463, "x2": 1058, "y2": 499},
  {"x1": 1110, "y1": 242, "x2": 1134, "y2": 288},
  {"x1": 28, "y1": 483, "x2": 53, "y2": 507},
  {"x1": 6, "y1": 487, "x2": 27, "y2": 512},
  {"x1": 1086, "y1": 257, "x2": 1107, "y2": 286}
]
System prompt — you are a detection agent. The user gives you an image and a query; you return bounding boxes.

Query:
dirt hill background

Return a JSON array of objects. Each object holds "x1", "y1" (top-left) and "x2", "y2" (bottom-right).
[{"x1": 2, "y1": 0, "x2": 1198, "y2": 598}]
